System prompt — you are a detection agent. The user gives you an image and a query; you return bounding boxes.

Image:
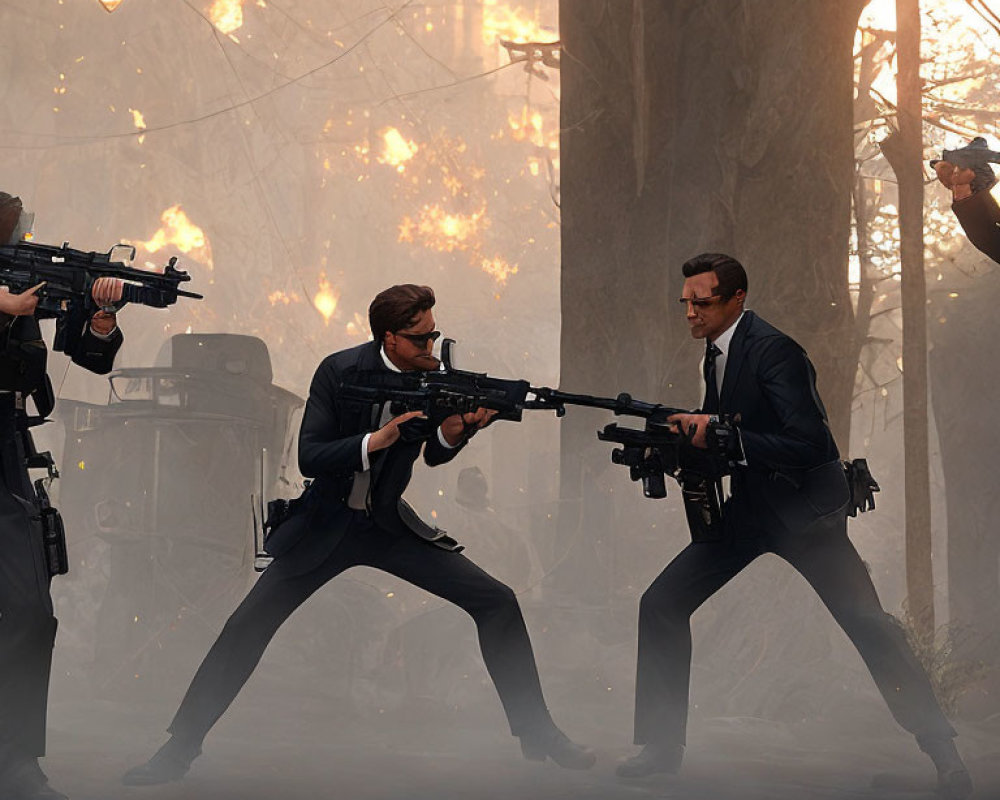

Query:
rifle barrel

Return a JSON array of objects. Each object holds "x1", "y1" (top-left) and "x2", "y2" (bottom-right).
[{"x1": 535, "y1": 388, "x2": 685, "y2": 419}]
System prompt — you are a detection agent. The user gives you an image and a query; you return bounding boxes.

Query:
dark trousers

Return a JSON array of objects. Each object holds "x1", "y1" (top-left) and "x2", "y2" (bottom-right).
[
  {"x1": 634, "y1": 517, "x2": 956, "y2": 745},
  {"x1": 168, "y1": 513, "x2": 553, "y2": 743},
  {"x1": 0, "y1": 405, "x2": 56, "y2": 768}
]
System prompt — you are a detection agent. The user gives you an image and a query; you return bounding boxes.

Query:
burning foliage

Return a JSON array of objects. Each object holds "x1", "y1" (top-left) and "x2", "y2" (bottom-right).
[
  {"x1": 130, "y1": 205, "x2": 213, "y2": 272},
  {"x1": 313, "y1": 273, "x2": 340, "y2": 325}
]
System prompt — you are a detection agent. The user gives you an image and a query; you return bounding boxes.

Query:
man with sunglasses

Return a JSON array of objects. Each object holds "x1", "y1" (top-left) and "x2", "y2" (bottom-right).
[
  {"x1": 124, "y1": 284, "x2": 594, "y2": 786},
  {"x1": 615, "y1": 254, "x2": 971, "y2": 799}
]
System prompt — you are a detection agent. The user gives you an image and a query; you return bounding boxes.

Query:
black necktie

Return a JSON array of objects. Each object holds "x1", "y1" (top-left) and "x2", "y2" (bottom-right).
[{"x1": 703, "y1": 342, "x2": 722, "y2": 413}]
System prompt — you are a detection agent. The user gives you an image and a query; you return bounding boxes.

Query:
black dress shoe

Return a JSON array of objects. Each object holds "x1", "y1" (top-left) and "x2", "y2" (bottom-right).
[
  {"x1": 616, "y1": 742, "x2": 684, "y2": 778},
  {"x1": 918, "y1": 736, "x2": 973, "y2": 800},
  {"x1": 519, "y1": 725, "x2": 596, "y2": 770},
  {"x1": 0, "y1": 758, "x2": 68, "y2": 800},
  {"x1": 122, "y1": 736, "x2": 202, "y2": 786}
]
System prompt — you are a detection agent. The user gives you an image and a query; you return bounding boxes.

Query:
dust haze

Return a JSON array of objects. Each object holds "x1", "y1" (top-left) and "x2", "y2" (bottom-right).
[{"x1": 1, "y1": 1, "x2": 998, "y2": 798}]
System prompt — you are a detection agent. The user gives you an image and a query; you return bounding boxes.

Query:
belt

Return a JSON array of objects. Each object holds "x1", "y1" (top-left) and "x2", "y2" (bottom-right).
[{"x1": 0, "y1": 391, "x2": 24, "y2": 411}]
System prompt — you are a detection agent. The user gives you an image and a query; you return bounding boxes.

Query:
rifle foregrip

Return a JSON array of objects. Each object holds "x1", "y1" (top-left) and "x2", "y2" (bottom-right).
[{"x1": 121, "y1": 283, "x2": 175, "y2": 308}]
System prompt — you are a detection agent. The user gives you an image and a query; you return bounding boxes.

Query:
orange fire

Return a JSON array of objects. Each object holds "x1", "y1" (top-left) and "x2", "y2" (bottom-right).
[
  {"x1": 313, "y1": 274, "x2": 340, "y2": 325},
  {"x1": 508, "y1": 106, "x2": 546, "y2": 147},
  {"x1": 398, "y1": 205, "x2": 488, "y2": 253},
  {"x1": 377, "y1": 127, "x2": 419, "y2": 172},
  {"x1": 482, "y1": 2, "x2": 555, "y2": 46},
  {"x1": 208, "y1": 0, "x2": 244, "y2": 35},
  {"x1": 268, "y1": 290, "x2": 301, "y2": 306},
  {"x1": 98, "y1": 0, "x2": 125, "y2": 11},
  {"x1": 480, "y1": 256, "x2": 518, "y2": 284},
  {"x1": 131, "y1": 205, "x2": 213, "y2": 271}
]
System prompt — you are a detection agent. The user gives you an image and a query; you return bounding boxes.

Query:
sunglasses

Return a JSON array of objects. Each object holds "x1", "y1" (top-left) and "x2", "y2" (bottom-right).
[
  {"x1": 678, "y1": 295, "x2": 725, "y2": 310},
  {"x1": 394, "y1": 329, "x2": 442, "y2": 347}
]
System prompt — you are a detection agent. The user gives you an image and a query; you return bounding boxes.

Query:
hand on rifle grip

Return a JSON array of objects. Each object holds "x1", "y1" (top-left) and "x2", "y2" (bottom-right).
[
  {"x1": 441, "y1": 407, "x2": 496, "y2": 446},
  {"x1": 369, "y1": 410, "x2": 426, "y2": 452},
  {"x1": 0, "y1": 281, "x2": 44, "y2": 316}
]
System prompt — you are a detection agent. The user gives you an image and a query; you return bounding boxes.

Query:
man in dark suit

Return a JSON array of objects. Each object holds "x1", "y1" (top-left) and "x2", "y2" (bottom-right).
[
  {"x1": 124, "y1": 284, "x2": 594, "y2": 786},
  {"x1": 934, "y1": 157, "x2": 1000, "y2": 265},
  {"x1": 615, "y1": 253, "x2": 971, "y2": 799},
  {"x1": 0, "y1": 192, "x2": 124, "y2": 800}
]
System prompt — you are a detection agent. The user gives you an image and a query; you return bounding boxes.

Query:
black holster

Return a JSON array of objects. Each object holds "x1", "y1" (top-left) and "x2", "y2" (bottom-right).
[
  {"x1": 34, "y1": 478, "x2": 68, "y2": 577},
  {"x1": 17, "y1": 420, "x2": 67, "y2": 577},
  {"x1": 679, "y1": 472, "x2": 726, "y2": 542}
]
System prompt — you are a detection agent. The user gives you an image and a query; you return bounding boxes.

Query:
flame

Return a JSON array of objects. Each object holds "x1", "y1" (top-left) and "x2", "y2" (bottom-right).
[
  {"x1": 313, "y1": 274, "x2": 339, "y2": 325},
  {"x1": 132, "y1": 205, "x2": 213, "y2": 270},
  {"x1": 98, "y1": 0, "x2": 125, "y2": 10},
  {"x1": 483, "y1": 1, "x2": 555, "y2": 45},
  {"x1": 208, "y1": 0, "x2": 244, "y2": 34},
  {"x1": 130, "y1": 108, "x2": 146, "y2": 130},
  {"x1": 508, "y1": 105, "x2": 558, "y2": 157},
  {"x1": 377, "y1": 127, "x2": 418, "y2": 172},
  {"x1": 268, "y1": 290, "x2": 300, "y2": 306},
  {"x1": 480, "y1": 256, "x2": 518, "y2": 284},
  {"x1": 398, "y1": 205, "x2": 487, "y2": 252},
  {"x1": 508, "y1": 106, "x2": 546, "y2": 147}
]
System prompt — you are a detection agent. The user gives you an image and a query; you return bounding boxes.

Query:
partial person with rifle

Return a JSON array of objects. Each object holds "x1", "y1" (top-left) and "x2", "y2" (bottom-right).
[
  {"x1": 0, "y1": 192, "x2": 125, "y2": 800},
  {"x1": 932, "y1": 136, "x2": 1000, "y2": 264},
  {"x1": 613, "y1": 253, "x2": 971, "y2": 800},
  {"x1": 123, "y1": 283, "x2": 594, "y2": 787}
]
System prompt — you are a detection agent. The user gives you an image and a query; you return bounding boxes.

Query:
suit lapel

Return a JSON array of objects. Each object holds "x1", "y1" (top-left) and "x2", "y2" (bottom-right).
[
  {"x1": 720, "y1": 311, "x2": 754, "y2": 413},
  {"x1": 356, "y1": 342, "x2": 389, "y2": 430}
]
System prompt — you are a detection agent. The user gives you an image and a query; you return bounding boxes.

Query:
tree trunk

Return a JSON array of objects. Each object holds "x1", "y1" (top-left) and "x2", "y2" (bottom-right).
[
  {"x1": 881, "y1": 0, "x2": 935, "y2": 638},
  {"x1": 929, "y1": 281, "x2": 1000, "y2": 716}
]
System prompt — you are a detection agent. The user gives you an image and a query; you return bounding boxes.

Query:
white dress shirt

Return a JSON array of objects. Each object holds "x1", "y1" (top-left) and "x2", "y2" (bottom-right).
[{"x1": 705, "y1": 310, "x2": 744, "y2": 396}]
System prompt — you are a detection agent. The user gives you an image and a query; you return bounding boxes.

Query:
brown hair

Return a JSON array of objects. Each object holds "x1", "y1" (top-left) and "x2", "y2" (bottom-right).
[
  {"x1": 681, "y1": 252, "x2": 748, "y2": 300},
  {"x1": 368, "y1": 284, "x2": 436, "y2": 344},
  {"x1": 0, "y1": 193, "x2": 24, "y2": 245}
]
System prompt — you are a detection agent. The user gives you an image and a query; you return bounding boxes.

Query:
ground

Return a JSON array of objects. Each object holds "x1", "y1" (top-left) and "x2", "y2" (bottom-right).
[{"x1": 42, "y1": 687, "x2": 1000, "y2": 800}]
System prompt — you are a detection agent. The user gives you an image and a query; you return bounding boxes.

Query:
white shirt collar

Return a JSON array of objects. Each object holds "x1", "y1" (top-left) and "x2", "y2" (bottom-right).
[
  {"x1": 380, "y1": 346, "x2": 401, "y2": 373},
  {"x1": 379, "y1": 345, "x2": 446, "y2": 373},
  {"x1": 710, "y1": 311, "x2": 745, "y2": 356}
]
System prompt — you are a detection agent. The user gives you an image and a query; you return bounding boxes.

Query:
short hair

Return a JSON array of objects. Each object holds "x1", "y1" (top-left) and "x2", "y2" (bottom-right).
[
  {"x1": 681, "y1": 252, "x2": 748, "y2": 300},
  {"x1": 368, "y1": 284, "x2": 436, "y2": 344},
  {"x1": 0, "y1": 192, "x2": 24, "y2": 245}
]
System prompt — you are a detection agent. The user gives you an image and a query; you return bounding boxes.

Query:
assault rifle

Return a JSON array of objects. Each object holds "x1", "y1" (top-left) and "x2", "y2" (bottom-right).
[
  {"x1": 337, "y1": 339, "x2": 692, "y2": 444},
  {"x1": 0, "y1": 239, "x2": 202, "y2": 353},
  {"x1": 338, "y1": 340, "x2": 736, "y2": 538},
  {"x1": 531, "y1": 388, "x2": 736, "y2": 540},
  {"x1": 338, "y1": 339, "x2": 566, "y2": 439}
]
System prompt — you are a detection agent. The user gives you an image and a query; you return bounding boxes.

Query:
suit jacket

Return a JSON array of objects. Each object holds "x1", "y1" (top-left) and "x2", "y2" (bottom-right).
[
  {"x1": 266, "y1": 341, "x2": 466, "y2": 572},
  {"x1": 60, "y1": 309, "x2": 124, "y2": 375},
  {"x1": 718, "y1": 311, "x2": 849, "y2": 533},
  {"x1": 0, "y1": 311, "x2": 122, "y2": 395},
  {"x1": 952, "y1": 189, "x2": 1000, "y2": 265}
]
